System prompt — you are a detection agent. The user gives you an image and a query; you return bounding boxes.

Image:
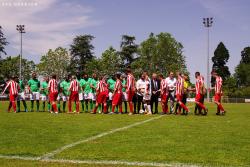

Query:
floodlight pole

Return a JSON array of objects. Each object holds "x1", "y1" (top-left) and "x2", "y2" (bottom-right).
[
  {"x1": 16, "y1": 25, "x2": 25, "y2": 80},
  {"x1": 203, "y1": 17, "x2": 213, "y2": 102}
]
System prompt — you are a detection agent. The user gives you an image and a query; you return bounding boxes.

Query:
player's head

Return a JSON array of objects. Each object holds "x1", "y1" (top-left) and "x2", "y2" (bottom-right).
[
  {"x1": 152, "y1": 73, "x2": 157, "y2": 80},
  {"x1": 83, "y1": 73, "x2": 88, "y2": 79},
  {"x1": 183, "y1": 74, "x2": 188, "y2": 81},
  {"x1": 211, "y1": 70, "x2": 217, "y2": 77},
  {"x1": 44, "y1": 76, "x2": 49, "y2": 82},
  {"x1": 158, "y1": 74, "x2": 164, "y2": 80},
  {"x1": 92, "y1": 73, "x2": 97, "y2": 79},
  {"x1": 195, "y1": 72, "x2": 200, "y2": 78},
  {"x1": 121, "y1": 73, "x2": 126, "y2": 80},
  {"x1": 13, "y1": 75, "x2": 18, "y2": 82},
  {"x1": 176, "y1": 71, "x2": 181, "y2": 77},
  {"x1": 126, "y1": 68, "x2": 132, "y2": 74},
  {"x1": 51, "y1": 74, "x2": 57, "y2": 79},
  {"x1": 115, "y1": 72, "x2": 121, "y2": 80},
  {"x1": 169, "y1": 71, "x2": 174, "y2": 78},
  {"x1": 71, "y1": 75, "x2": 77, "y2": 80},
  {"x1": 32, "y1": 72, "x2": 37, "y2": 79},
  {"x1": 141, "y1": 73, "x2": 145, "y2": 80}
]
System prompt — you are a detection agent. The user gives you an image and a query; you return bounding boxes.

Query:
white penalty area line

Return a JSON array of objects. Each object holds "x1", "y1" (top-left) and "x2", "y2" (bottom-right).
[
  {"x1": 0, "y1": 155, "x2": 200, "y2": 167},
  {"x1": 41, "y1": 115, "x2": 164, "y2": 160}
]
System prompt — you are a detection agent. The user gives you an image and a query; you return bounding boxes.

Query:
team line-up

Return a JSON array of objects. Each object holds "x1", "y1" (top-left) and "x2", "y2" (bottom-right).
[{"x1": 1, "y1": 68, "x2": 226, "y2": 116}]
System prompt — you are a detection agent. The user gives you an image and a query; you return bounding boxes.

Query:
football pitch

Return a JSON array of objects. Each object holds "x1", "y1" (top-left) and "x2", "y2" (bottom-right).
[{"x1": 0, "y1": 102, "x2": 249, "y2": 167}]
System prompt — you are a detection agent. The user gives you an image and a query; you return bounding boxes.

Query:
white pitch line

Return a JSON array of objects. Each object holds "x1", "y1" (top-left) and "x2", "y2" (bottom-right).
[
  {"x1": 41, "y1": 115, "x2": 164, "y2": 160},
  {"x1": 41, "y1": 158, "x2": 201, "y2": 167},
  {"x1": 0, "y1": 155, "x2": 201, "y2": 167}
]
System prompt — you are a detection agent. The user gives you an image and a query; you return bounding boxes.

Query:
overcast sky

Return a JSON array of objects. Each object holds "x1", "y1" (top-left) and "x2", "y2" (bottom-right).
[{"x1": 1, "y1": 0, "x2": 250, "y2": 82}]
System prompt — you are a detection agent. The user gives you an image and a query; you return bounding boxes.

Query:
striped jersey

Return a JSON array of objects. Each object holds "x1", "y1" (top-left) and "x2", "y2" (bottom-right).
[
  {"x1": 215, "y1": 76, "x2": 223, "y2": 94},
  {"x1": 195, "y1": 76, "x2": 204, "y2": 95},
  {"x1": 176, "y1": 76, "x2": 184, "y2": 95},
  {"x1": 160, "y1": 79, "x2": 168, "y2": 95},
  {"x1": 69, "y1": 79, "x2": 80, "y2": 92},
  {"x1": 126, "y1": 74, "x2": 135, "y2": 91},
  {"x1": 48, "y1": 79, "x2": 58, "y2": 93},
  {"x1": 96, "y1": 80, "x2": 108, "y2": 93},
  {"x1": 114, "y1": 79, "x2": 122, "y2": 93},
  {"x1": 3, "y1": 80, "x2": 19, "y2": 95}
]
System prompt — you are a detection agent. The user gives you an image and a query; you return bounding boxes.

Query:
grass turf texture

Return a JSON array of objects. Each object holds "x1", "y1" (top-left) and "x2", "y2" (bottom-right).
[{"x1": 0, "y1": 101, "x2": 249, "y2": 167}]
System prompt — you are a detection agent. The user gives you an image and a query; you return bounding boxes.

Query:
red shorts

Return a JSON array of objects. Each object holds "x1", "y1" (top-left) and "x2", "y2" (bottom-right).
[
  {"x1": 69, "y1": 91, "x2": 79, "y2": 101},
  {"x1": 112, "y1": 93, "x2": 122, "y2": 105},
  {"x1": 195, "y1": 93, "x2": 202, "y2": 102},
  {"x1": 49, "y1": 92, "x2": 58, "y2": 101},
  {"x1": 176, "y1": 94, "x2": 182, "y2": 101},
  {"x1": 97, "y1": 92, "x2": 107, "y2": 104},
  {"x1": 9, "y1": 94, "x2": 18, "y2": 101},
  {"x1": 161, "y1": 94, "x2": 167, "y2": 102},
  {"x1": 214, "y1": 93, "x2": 221, "y2": 102},
  {"x1": 127, "y1": 90, "x2": 135, "y2": 101}
]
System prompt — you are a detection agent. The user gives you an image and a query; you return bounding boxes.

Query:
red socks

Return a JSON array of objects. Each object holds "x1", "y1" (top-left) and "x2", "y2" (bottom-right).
[
  {"x1": 196, "y1": 102, "x2": 206, "y2": 110},
  {"x1": 129, "y1": 102, "x2": 133, "y2": 113},
  {"x1": 52, "y1": 103, "x2": 57, "y2": 112},
  {"x1": 180, "y1": 103, "x2": 189, "y2": 112},
  {"x1": 218, "y1": 104, "x2": 225, "y2": 112}
]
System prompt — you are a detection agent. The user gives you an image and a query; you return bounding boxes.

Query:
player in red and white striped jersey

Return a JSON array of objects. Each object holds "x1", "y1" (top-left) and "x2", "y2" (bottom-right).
[
  {"x1": 48, "y1": 74, "x2": 58, "y2": 114},
  {"x1": 211, "y1": 71, "x2": 226, "y2": 115},
  {"x1": 192, "y1": 72, "x2": 208, "y2": 115},
  {"x1": 111, "y1": 73, "x2": 123, "y2": 114},
  {"x1": 175, "y1": 72, "x2": 189, "y2": 114},
  {"x1": 68, "y1": 75, "x2": 80, "y2": 114},
  {"x1": 159, "y1": 74, "x2": 169, "y2": 114},
  {"x1": 92, "y1": 75, "x2": 108, "y2": 114},
  {"x1": 125, "y1": 68, "x2": 136, "y2": 115},
  {"x1": 1, "y1": 76, "x2": 20, "y2": 113}
]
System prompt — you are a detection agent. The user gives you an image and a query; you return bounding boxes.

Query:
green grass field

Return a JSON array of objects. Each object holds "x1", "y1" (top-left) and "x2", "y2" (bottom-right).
[{"x1": 0, "y1": 101, "x2": 249, "y2": 167}]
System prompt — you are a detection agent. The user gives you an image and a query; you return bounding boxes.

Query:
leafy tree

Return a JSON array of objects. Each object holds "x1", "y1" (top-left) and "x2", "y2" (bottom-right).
[
  {"x1": 69, "y1": 35, "x2": 95, "y2": 72},
  {"x1": 99, "y1": 46, "x2": 123, "y2": 75},
  {"x1": 132, "y1": 32, "x2": 188, "y2": 77},
  {"x1": 235, "y1": 46, "x2": 250, "y2": 87},
  {"x1": 0, "y1": 26, "x2": 9, "y2": 58},
  {"x1": 120, "y1": 35, "x2": 138, "y2": 67},
  {"x1": 0, "y1": 56, "x2": 35, "y2": 82},
  {"x1": 211, "y1": 42, "x2": 231, "y2": 82},
  {"x1": 84, "y1": 58, "x2": 102, "y2": 76},
  {"x1": 37, "y1": 47, "x2": 70, "y2": 79}
]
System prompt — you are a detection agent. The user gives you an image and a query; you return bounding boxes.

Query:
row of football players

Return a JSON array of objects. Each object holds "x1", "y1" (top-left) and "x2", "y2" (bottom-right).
[{"x1": 1, "y1": 68, "x2": 226, "y2": 115}]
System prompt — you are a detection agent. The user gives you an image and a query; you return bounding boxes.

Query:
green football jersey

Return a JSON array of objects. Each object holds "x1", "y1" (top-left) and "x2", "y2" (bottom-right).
[
  {"x1": 19, "y1": 80, "x2": 25, "y2": 92},
  {"x1": 107, "y1": 78, "x2": 116, "y2": 92},
  {"x1": 90, "y1": 78, "x2": 98, "y2": 93},
  {"x1": 84, "y1": 78, "x2": 92, "y2": 93},
  {"x1": 79, "y1": 78, "x2": 87, "y2": 93},
  {"x1": 122, "y1": 79, "x2": 126, "y2": 92},
  {"x1": 40, "y1": 81, "x2": 48, "y2": 95},
  {"x1": 28, "y1": 79, "x2": 40, "y2": 92},
  {"x1": 60, "y1": 80, "x2": 70, "y2": 96}
]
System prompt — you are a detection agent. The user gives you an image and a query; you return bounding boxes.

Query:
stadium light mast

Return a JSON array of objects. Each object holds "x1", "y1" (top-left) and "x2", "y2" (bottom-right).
[
  {"x1": 16, "y1": 25, "x2": 25, "y2": 80},
  {"x1": 203, "y1": 17, "x2": 213, "y2": 102}
]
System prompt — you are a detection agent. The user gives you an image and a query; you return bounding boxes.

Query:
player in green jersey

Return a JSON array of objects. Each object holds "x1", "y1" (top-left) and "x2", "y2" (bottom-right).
[
  {"x1": 90, "y1": 73, "x2": 98, "y2": 112},
  {"x1": 121, "y1": 74, "x2": 128, "y2": 113},
  {"x1": 107, "y1": 76, "x2": 116, "y2": 112},
  {"x1": 59, "y1": 75, "x2": 71, "y2": 112},
  {"x1": 28, "y1": 72, "x2": 40, "y2": 112},
  {"x1": 40, "y1": 76, "x2": 51, "y2": 112},
  {"x1": 79, "y1": 74, "x2": 88, "y2": 112},
  {"x1": 83, "y1": 75, "x2": 92, "y2": 112},
  {"x1": 17, "y1": 78, "x2": 28, "y2": 112}
]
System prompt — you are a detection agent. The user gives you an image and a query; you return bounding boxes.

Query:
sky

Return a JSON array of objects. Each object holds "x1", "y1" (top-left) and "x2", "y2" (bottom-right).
[{"x1": 0, "y1": 0, "x2": 250, "y2": 82}]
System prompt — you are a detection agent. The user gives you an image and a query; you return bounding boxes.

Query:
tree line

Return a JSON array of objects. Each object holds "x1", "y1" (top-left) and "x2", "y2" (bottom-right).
[{"x1": 0, "y1": 26, "x2": 250, "y2": 97}]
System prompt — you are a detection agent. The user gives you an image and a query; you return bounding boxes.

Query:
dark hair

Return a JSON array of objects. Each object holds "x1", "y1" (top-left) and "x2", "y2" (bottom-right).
[
  {"x1": 126, "y1": 68, "x2": 132, "y2": 74},
  {"x1": 159, "y1": 74, "x2": 164, "y2": 78},
  {"x1": 51, "y1": 74, "x2": 57, "y2": 79},
  {"x1": 195, "y1": 72, "x2": 200, "y2": 76},
  {"x1": 116, "y1": 73, "x2": 121, "y2": 79}
]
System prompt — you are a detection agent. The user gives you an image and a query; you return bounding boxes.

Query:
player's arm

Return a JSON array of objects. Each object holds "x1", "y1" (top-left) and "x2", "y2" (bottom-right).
[{"x1": 1, "y1": 82, "x2": 10, "y2": 95}]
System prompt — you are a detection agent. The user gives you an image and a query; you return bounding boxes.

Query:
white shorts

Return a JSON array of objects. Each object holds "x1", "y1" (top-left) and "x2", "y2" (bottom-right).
[
  {"x1": 17, "y1": 92, "x2": 26, "y2": 101},
  {"x1": 122, "y1": 92, "x2": 128, "y2": 101},
  {"x1": 79, "y1": 92, "x2": 84, "y2": 101},
  {"x1": 57, "y1": 94, "x2": 68, "y2": 102},
  {"x1": 41, "y1": 95, "x2": 48, "y2": 101},
  {"x1": 30, "y1": 92, "x2": 40, "y2": 100},
  {"x1": 84, "y1": 93, "x2": 91, "y2": 100},
  {"x1": 90, "y1": 93, "x2": 96, "y2": 101},
  {"x1": 109, "y1": 92, "x2": 113, "y2": 100},
  {"x1": 143, "y1": 93, "x2": 151, "y2": 101}
]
